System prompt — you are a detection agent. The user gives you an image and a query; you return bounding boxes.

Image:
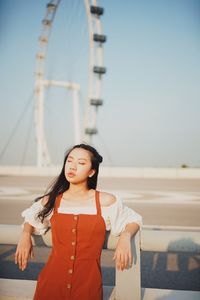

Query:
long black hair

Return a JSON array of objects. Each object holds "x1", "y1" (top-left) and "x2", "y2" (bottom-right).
[{"x1": 35, "y1": 143, "x2": 103, "y2": 227}]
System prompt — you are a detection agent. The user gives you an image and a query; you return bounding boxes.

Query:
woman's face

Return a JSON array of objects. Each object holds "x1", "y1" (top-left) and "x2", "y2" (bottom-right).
[{"x1": 64, "y1": 148, "x2": 95, "y2": 184}]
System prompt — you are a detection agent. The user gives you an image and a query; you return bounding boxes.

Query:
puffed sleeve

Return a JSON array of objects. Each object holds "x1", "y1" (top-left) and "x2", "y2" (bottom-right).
[
  {"x1": 105, "y1": 195, "x2": 142, "y2": 237},
  {"x1": 21, "y1": 199, "x2": 52, "y2": 235}
]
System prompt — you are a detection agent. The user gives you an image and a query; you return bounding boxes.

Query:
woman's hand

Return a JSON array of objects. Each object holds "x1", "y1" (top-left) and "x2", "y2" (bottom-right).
[
  {"x1": 112, "y1": 232, "x2": 132, "y2": 271},
  {"x1": 15, "y1": 232, "x2": 34, "y2": 271}
]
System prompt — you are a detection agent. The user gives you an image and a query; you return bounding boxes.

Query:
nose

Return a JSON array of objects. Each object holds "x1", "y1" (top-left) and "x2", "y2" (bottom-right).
[{"x1": 70, "y1": 163, "x2": 77, "y2": 170}]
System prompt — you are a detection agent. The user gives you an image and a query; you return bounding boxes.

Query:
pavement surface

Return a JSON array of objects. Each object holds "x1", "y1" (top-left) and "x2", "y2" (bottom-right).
[
  {"x1": 0, "y1": 175, "x2": 200, "y2": 291},
  {"x1": 0, "y1": 175, "x2": 200, "y2": 226}
]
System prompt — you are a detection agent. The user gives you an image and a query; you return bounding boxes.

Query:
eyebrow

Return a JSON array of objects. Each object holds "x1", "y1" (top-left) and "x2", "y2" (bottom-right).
[{"x1": 68, "y1": 156, "x2": 87, "y2": 161}]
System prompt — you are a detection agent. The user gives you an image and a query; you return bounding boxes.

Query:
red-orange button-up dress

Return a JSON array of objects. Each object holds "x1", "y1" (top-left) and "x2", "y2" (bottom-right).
[{"x1": 33, "y1": 190, "x2": 106, "y2": 300}]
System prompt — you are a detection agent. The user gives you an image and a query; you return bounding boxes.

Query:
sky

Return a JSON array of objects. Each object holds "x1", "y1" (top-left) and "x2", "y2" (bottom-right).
[{"x1": 0, "y1": 0, "x2": 200, "y2": 167}]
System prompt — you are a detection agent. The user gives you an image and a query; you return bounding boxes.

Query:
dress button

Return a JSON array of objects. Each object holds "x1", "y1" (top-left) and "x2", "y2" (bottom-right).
[
  {"x1": 72, "y1": 228, "x2": 76, "y2": 233},
  {"x1": 68, "y1": 269, "x2": 73, "y2": 274},
  {"x1": 73, "y1": 215, "x2": 78, "y2": 220},
  {"x1": 71, "y1": 241, "x2": 76, "y2": 246},
  {"x1": 67, "y1": 283, "x2": 71, "y2": 289},
  {"x1": 70, "y1": 255, "x2": 75, "y2": 260}
]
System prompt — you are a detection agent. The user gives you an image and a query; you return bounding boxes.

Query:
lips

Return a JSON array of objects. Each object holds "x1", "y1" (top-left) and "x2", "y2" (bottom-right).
[{"x1": 67, "y1": 172, "x2": 76, "y2": 177}]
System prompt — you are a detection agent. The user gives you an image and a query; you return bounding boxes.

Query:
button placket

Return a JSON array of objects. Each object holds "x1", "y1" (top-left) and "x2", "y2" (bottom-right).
[{"x1": 66, "y1": 214, "x2": 78, "y2": 292}]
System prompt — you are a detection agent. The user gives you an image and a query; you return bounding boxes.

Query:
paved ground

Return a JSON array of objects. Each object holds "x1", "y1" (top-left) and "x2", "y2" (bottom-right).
[
  {"x1": 0, "y1": 175, "x2": 200, "y2": 291},
  {"x1": 0, "y1": 175, "x2": 200, "y2": 226}
]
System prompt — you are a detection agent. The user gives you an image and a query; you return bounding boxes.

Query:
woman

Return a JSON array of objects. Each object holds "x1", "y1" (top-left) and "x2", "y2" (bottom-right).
[{"x1": 15, "y1": 143, "x2": 142, "y2": 300}]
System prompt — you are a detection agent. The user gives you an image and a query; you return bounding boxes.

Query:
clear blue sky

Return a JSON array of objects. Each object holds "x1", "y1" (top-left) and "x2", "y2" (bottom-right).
[{"x1": 0, "y1": 0, "x2": 200, "y2": 167}]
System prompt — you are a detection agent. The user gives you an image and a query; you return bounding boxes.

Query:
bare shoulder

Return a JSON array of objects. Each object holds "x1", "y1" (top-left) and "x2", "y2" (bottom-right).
[
  {"x1": 99, "y1": 191, "x2": 117, "y2": 207},
  {"x1": 41, "y1": 195, "x2": 49, "y2": 206}
]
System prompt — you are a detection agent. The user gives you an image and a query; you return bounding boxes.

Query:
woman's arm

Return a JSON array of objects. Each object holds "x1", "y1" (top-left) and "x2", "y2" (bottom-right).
[
  {"x1": 100, "y1": 191, "x2": 142, "y2": 271},
  {"x1": 120, "y1": 222, "x2": 140, "y2": 238},
  {"x1": 112, "y1": 222, "x2": 140, "y2": 271},
  {"x1": 15, "y1": 195, "x2": 50, "y2": 271},
  {"x1": 15, "y1": 223, "x2": 35, "y2": 271}
]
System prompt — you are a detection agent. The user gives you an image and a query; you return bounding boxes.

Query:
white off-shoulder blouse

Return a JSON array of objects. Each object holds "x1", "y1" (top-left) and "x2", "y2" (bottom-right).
[{"x1": 21, "y1": 194, "x2": 142, "y2": 237}]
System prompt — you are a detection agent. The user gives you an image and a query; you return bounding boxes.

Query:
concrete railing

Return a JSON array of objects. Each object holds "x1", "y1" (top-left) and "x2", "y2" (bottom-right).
[{"x1": 0, "y1": 224, "x2": 200, "y2": 300}]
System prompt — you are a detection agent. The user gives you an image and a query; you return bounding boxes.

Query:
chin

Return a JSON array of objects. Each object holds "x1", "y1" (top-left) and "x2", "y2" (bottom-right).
[{"x1": 67, "y1": 177, "x2": 80, "y2": 183}]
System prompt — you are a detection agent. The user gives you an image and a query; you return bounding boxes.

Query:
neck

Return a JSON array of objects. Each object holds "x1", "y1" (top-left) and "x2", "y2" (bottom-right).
[{"x1": 68, "y1": 183, "x2": 89, "y2": 196}]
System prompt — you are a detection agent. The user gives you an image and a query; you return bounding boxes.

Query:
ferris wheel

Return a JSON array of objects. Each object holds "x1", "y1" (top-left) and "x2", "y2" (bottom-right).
[{"x1": 35, "y1": 0, "x2": 107, "y2": 167}]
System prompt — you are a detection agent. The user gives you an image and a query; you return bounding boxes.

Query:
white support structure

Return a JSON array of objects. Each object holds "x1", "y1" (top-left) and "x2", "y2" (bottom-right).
[
  {"x1": 73, "y1": 89, "x2": 81, "y2": 144},
  {"x1": 35, "y1": 0, "x2": 60, "y2": 168},
  {"x1": 35, "y1": 0, "x2": 106, "y2": 166},
  {"x1": 35, "y1": 1, "x2": 82, "y2": 167}
]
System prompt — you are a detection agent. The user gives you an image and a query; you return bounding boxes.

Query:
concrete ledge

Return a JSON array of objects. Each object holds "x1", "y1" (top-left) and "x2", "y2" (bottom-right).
[
  {"x1": 0, "y1": 166, "x2": 200, "y2": 178},
  {"x1": 0, "y1": 297, "x2": 31, "y2": 300},
  {"x1": 0, "y1": 279, "x2": 113, "y2": 300},
  {"x1": 0, "y1": 224, "x2": 119, "y2": 250},
  {"x1": 0, "y1": 279, "x2": 200, "y2": 300},
  {"x1": 1, "y1": 224, "x2": 199, "y2": 253},
  {"x1": 0, "y1": 279, "x2": 36, "y2": 299},
  {"x1": 142, "y1": 288, "x2": 200, "y2": 300},
  {"x1": 141, "y1": 227, "x2": 200, "y2": 252}
]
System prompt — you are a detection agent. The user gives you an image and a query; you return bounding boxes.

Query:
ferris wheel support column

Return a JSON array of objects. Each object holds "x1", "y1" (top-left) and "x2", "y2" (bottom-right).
[
  {"x1": 37, "y1": 85, "x2": 44, "y2": 168},
  {"x1": 35, "y1": 77, "x2": 44, "y2": 168},
  {"x1": 73, "y1": 89, "x2": 81, "y2": 144},
  {"x1": 35, "y1": 81, "x2": 51, "y2": 168}
]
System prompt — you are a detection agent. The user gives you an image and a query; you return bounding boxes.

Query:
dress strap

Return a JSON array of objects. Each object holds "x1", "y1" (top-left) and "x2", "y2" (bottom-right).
[
  {"x1": 53, "y1": 193, "x2": 63, "y2": 214},
  {"x1": 95, "y1": 190, "x2": 102, "y2": 216}
]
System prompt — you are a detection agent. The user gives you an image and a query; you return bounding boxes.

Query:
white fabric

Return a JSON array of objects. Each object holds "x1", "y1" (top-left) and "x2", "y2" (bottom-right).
[{"x1": 21, "y1": 195, "x2": 142, "y2": 236}]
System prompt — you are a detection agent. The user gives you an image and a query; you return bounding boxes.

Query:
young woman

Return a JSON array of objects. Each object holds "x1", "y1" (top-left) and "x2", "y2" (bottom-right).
[{"x1": 15, "y1": 143, "x2": 142, "y2": 300}]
